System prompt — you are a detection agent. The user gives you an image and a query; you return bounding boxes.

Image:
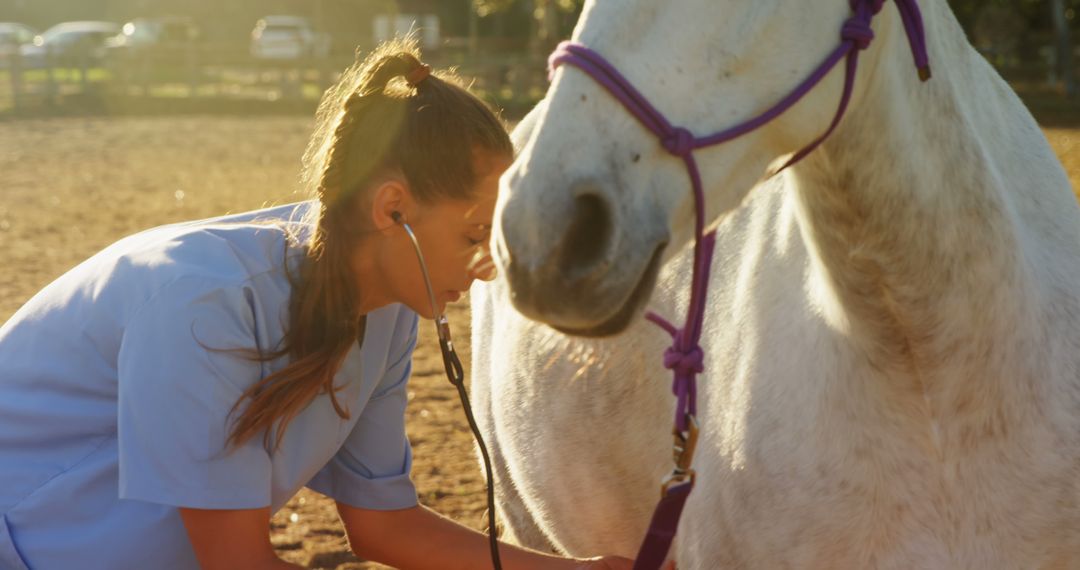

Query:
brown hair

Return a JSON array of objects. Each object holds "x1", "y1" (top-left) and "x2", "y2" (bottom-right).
[{"x1": 226, "y1": 38, "x2": 513, "y2": 451}]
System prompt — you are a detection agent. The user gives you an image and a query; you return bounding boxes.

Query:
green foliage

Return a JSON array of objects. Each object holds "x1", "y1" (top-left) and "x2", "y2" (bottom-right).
[
  {"x1": 949, "y1": 0, "x2": 1080, "y2": 32},
  {"x1": 552, "y1": 0, "x2": 583, "y2": 11},
  {"x1": 472, "y1": 0, "x2": 582, "y2": 17},
  {"x1": 472, "y1": 0, "x2": 517, "y2": 18}
]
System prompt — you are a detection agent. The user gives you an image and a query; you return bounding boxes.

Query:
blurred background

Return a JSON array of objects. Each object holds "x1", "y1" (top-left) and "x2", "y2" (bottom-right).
[
  {"x1": 0, "y1": 2, "x2": 1077, "y2": 568},
  {"x1": 0, "y1": 0, "x2": 1076, "y2": 118},
  {"x1": 0, "y1": 0, "x2": 592, "y2": 117}
]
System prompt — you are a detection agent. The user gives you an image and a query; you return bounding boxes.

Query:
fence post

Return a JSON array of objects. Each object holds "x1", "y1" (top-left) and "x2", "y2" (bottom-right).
[
  {"x1": 10, "y1": 48, "x2": 22, "y2": 113},
  {"x1": 1050, "y1": 0, "x2": 1076, "y2": 97},
  {"x1": 281, "y1": 63, "x2": 301, "y2": 101},
  {"x1": 45, "y1": 45, "x2": 58, "y2": 106},
  {"x1": 315, "y1": 61, "x2": 326, "y2": 95},
  {"x1": 139, "y1": 50, "x2": 151, "y2": 96},
  {"x1": 80, "y1": 51, "x2": 90, "y2": 94},
  {"x1": 187, "y1": 43, "x2": 200, "y2": 98},
  {"x1": 117, "y1": 49, "x2": 133, "y2": 98}
]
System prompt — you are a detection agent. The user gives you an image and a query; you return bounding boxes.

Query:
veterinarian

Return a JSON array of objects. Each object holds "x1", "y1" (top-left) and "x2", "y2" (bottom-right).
[{"x1": 0, "y1": 40, "x2": 633, "y2": 570}]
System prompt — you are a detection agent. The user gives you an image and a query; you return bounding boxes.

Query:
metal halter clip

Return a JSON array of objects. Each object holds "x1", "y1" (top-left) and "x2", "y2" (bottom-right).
[{"x1": 661, "y1": 414, "x2": 699, "y2": 497}]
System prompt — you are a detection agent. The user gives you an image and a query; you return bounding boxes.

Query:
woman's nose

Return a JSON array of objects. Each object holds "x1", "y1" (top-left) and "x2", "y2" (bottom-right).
[{"x1": 469, "y1": 250, "x2": 498, "y2": 281}]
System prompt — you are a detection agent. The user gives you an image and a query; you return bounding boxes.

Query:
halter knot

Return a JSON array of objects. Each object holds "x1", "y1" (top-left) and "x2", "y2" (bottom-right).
[
  {"x1": 663, "y1": 345, "x2": 705, "y2": 376},
  {"x1": 662, "y1": 127, "x2": 695, "y2": 158},
  {"x1": 841, "y1": 17, "x2": 875, "y2": 51}
]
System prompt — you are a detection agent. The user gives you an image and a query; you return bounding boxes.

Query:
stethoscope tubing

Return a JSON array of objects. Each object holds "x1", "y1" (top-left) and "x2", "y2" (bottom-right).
[
  {"x1": 397, "y1": 218, "x2": 503, "y2": 569},
  {"x1": 397, "y1": 220, "x2": 444, "y2": 334}
]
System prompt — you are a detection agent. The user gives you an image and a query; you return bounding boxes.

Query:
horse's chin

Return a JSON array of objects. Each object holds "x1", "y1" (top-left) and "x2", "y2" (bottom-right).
[{"x1": 549, "y1": 243, "x2": 667, "y2": 338}]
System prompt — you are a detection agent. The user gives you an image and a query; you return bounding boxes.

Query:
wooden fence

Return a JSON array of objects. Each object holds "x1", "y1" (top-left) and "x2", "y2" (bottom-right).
[
  {"x1": 0, "y1": 42, "x2": 1074, "y2": 118},
  {"x1": 0, "y1": 43, "x2": 551, "y2": 117}
]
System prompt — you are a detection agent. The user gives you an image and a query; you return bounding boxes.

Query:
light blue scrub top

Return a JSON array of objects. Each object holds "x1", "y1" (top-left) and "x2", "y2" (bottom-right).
[{"x1": 0, "y1": 202, "x2": 420, "y2": 569}]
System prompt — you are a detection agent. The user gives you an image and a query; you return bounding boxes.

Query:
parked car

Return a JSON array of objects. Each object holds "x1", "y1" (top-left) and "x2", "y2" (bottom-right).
[
  {"x1": 0, "y1": 22, "x2": 37, "y2": 67},
  {"x1": 105, "y1": 16, "x2": 199, "y2": 53},
  {"x1": 18, "y1": 21, "x2": 120, "y2": 69},
  {"x1": 250, "y1": 15, "x2": 330, "y2": 60}
]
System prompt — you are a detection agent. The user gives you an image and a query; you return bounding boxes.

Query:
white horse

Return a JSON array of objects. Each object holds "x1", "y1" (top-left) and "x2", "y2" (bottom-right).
[{"x1": 470, "y1": 0, "x2": 1080, "y2": 567}]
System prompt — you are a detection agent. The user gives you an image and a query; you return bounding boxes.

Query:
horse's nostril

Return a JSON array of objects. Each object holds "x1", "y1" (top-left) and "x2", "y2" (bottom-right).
[{"x1": 559, "y1": 193, "x2": 612, "y2": 279}]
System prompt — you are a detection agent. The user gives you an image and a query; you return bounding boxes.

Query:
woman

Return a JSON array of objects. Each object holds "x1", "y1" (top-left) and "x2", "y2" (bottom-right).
[{"x1": 0, "y1": 40, "x2": 632, "y2": 569}]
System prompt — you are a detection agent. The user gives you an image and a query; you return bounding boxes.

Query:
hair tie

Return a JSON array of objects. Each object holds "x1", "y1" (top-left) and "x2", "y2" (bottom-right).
[{"x1": 405, "y1": 63, "x2": 432, "y2": 87}]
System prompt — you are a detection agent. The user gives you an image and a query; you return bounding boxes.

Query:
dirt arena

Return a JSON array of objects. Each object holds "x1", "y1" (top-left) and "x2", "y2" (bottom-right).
[{"x1": 0, "y1": 112, "x2": 1076, "y2": 568}]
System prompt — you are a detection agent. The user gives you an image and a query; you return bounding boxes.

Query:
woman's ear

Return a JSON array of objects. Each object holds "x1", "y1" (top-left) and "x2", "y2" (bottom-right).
[{"x1": 369, "y1": 178, "x2": 415, "y2": 232}]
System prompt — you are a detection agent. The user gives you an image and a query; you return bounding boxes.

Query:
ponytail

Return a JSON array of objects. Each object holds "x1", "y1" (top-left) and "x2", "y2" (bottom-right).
[{"x1": 227, "y1": 38, "x2": 512, "y2": 451}]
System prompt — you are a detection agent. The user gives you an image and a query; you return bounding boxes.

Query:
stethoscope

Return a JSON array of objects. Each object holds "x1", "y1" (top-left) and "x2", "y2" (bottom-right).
[{"x1": 392, "y1": 211, "x2": 503, "y2": 569}]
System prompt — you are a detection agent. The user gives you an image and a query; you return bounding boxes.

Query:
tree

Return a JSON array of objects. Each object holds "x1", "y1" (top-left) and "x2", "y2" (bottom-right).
[
  {"x1": 472, "y1": 0, "x2": 516, "y2": 18},
  {"x1": 471, "y1": 0, "x2": 581, "y2": 53},
  {"x1": 1049, "y1": 0, "x2": 1076, "y2": 95}
]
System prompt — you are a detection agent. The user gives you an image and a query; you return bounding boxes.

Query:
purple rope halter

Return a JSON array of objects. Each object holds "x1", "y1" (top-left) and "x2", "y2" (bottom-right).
[{"x1": 547, "y1": 1, "x2": 930, "y2": 568}]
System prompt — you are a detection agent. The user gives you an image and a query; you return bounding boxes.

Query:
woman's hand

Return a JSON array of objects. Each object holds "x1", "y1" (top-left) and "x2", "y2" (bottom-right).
[
  {"x1": 339, "y1": 501, "x2": 676, "y2": 570},
  {"x1": 574, "y1": 556, "x2": 675, "y2": 569},
  {"x1": 574, "y1": 556, "x2": 632, "y2": 569}
]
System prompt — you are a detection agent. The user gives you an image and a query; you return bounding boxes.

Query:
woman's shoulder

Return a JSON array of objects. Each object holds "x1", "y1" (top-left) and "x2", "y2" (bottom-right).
[
  {"x1": 103, "y1": 202, "x2": 314, "y2": 285},
  {"x1": 6, "y1": 203, "x2": 313, "y2": 330}
]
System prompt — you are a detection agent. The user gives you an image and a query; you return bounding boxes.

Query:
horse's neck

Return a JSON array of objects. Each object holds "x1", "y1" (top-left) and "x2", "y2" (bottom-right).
[{"x1": 790, "y1": 1, "x2": 1072, "y2": 381}]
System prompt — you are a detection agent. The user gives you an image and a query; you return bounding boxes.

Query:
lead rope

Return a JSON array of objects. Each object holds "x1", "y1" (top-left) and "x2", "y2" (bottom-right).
[{"x1": 547, "y1": 1, "x2": 930, "y2": 568}]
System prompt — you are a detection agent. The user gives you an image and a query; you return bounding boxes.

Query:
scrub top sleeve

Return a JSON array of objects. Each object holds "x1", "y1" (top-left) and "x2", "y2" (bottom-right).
[
  {"x1": 308, "y1": 309, "x2": 420, "y2": 511},
  {"x1": 117, "y1": 278, "x2": 272, "y2": 509}
]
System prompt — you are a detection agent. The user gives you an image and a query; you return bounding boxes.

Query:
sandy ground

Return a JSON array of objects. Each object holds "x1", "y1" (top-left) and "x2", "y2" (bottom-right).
[{"x1": 0, "y1": 113, "x2": 1076, "y2": 568}]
